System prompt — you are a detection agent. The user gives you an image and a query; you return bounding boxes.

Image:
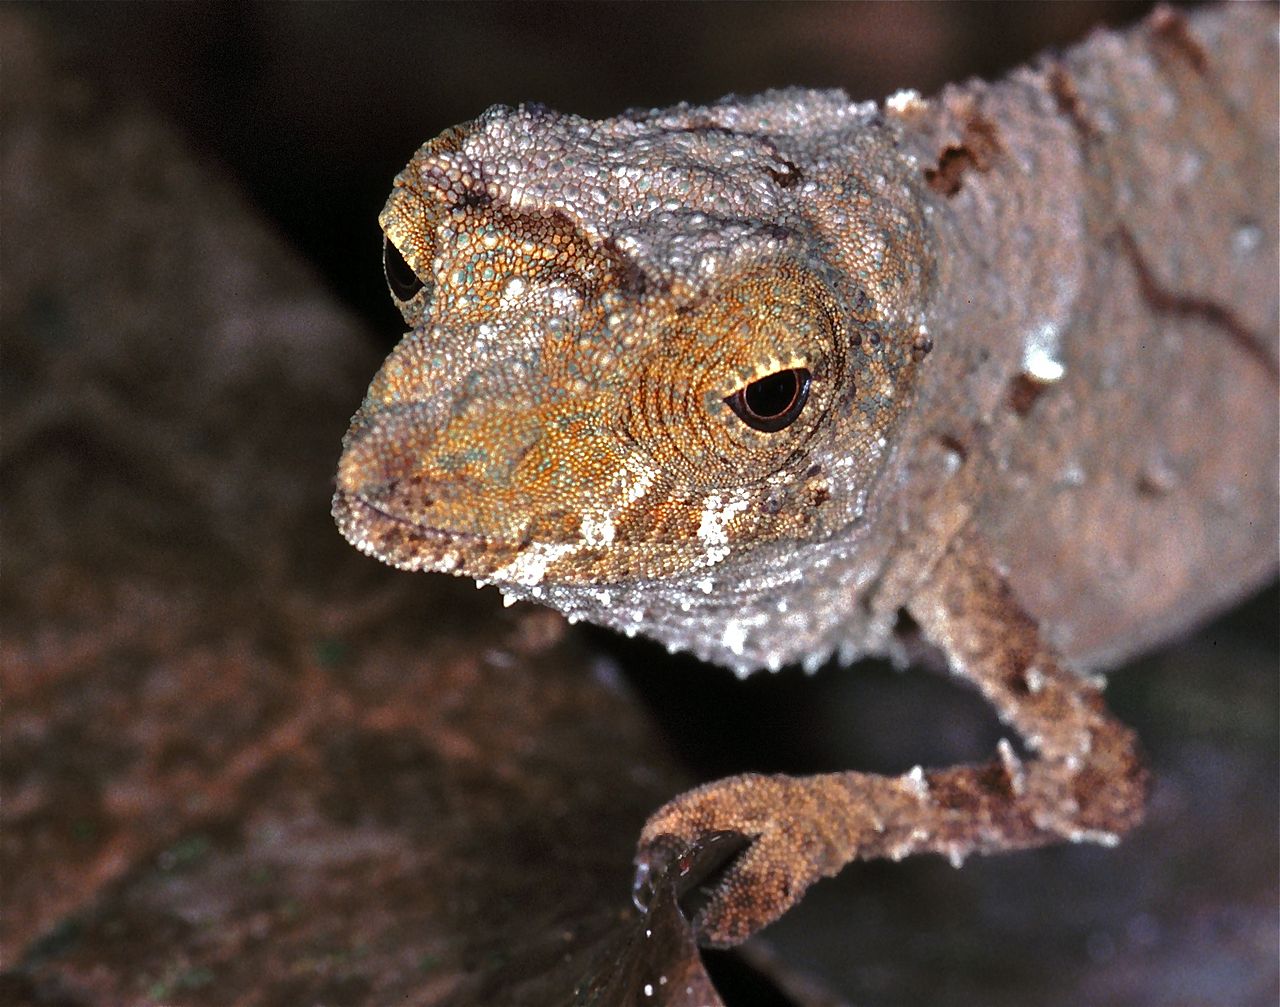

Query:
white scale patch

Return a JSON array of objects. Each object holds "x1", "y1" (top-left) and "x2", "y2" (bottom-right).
[
  {"x1": 491, "y1": 541, "x2": 582, "y2": 586},
  {"x1": 696, "y1": 492, "x2": 751, "y2": 566},
  {"x1": 621, "y1": 465, "x2": 657, "y2": 505},
  {"x1": 579, "y1": 512, "x2": 616, "y2": 547},
  {"x1": 576, "y1": 462, "x2": 658, "y2": 550}
]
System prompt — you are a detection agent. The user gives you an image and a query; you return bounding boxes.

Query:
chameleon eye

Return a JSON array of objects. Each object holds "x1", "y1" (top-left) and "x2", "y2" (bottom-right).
[
  {"x1": 724, "y1": 368, "x2": 812, "y2": 432},
  {"x1": 384, "y1": 237, "x2": 424, "y2": 301}
]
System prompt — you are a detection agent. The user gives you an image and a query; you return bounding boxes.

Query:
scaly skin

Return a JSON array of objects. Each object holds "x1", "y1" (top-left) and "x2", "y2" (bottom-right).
[
  {"x1": 335, "y1": 90, "x2": 938, "y2": 673},
  {"x1": 336, "y1": 6, "x2": 1277, "y2": 946}
]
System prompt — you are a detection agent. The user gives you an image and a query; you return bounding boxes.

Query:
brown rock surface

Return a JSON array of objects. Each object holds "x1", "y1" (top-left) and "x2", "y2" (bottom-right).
[{"x1": 1, "y1": 13, "x2": 725, "y2": 1005}]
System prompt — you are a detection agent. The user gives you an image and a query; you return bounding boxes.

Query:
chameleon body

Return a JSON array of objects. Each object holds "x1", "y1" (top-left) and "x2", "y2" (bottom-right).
[{"x1": 336, "y1": 6, "x2": 1277, "y2": 947}]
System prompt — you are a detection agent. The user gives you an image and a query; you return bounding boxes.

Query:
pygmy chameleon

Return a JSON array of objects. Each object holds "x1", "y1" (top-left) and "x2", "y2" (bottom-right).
[{"x1": 334, "y1": 6, "x2": 1278, "y2": 948}]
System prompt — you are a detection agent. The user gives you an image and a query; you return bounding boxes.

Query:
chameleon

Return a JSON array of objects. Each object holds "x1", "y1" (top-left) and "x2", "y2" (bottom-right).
[{"x1": 334, "y1": 5, "x2": 1278, "y2": 949}]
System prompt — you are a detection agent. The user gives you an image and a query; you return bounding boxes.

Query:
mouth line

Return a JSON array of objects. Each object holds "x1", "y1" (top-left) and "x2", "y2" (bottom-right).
[{"x1": 336, "y1": 488, "x2": 512, "y2": 551}]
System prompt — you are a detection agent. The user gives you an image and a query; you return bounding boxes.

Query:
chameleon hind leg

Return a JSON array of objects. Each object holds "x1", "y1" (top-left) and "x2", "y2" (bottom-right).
[{"x1": 634, "y1": 529, "x2": 1148, "y2": 948}]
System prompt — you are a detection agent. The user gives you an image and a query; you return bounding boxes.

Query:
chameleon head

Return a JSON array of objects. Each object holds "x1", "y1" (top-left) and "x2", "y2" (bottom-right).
[{"x1": 334, "y1": 96, "x2": 935, "y2": 651}]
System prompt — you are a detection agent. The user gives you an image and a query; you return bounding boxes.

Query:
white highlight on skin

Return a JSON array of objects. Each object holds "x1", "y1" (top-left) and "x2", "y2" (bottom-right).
[
  {"x1": 885, "y1": 88, "x2": 924, "y2": 115},
  {"x1": 997, "y1": 738, "x2": 1026, "y2": 796},
  {"x1": 1022, "y1": 320, "x2": 1067, "y2": 382},
  {"x1": 722, "y1": 610, "x2": 771, "y2": 668},
  {"x1": 722, "y1": 620, "x2": 748, "y2": 657},
  {"x1": 801, "y1": 649, "x2": 830, "y2": 674}
]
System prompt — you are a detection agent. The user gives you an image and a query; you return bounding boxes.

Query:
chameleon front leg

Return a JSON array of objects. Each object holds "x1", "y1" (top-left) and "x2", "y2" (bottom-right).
[{"x1": 634, "y1": 531, "x2": 1148, "y2": 948}]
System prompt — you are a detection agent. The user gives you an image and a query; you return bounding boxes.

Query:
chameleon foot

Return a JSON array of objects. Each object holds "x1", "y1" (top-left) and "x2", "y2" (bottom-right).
[
  {"x1": 635, "y1": 774, "x2": 882, "y2": 948},
  {"x1": 634, "y1": 531, "x2": 1149, "y2": 948}
]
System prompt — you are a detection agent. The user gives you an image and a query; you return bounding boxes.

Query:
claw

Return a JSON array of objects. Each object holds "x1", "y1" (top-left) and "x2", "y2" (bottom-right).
[
  {"x1": 636, "y1": 775, "x2": 820, "y2": 946},
  {"x1": 633, "y1": 830, "x2": 752, "y2": 919}
]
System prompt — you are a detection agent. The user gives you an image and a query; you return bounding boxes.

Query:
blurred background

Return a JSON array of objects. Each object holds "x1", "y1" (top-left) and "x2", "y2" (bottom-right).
[
  {"x1": 7, "y1": 3, "x2": 1276, "y2": 1006},
  {"x1": 35, "y1": 1, "x2": 1178, "y2": 351}
]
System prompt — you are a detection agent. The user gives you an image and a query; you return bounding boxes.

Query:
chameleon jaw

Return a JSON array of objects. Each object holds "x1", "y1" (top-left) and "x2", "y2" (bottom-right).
[{"x1": 331, "y1": 486, "x2": 523, "y2": 577}]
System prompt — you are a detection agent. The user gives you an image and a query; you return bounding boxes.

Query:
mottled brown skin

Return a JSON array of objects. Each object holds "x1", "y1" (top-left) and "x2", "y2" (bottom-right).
[{"x1": 336, "y1": 7, "x2": 1278, "y2": 948}]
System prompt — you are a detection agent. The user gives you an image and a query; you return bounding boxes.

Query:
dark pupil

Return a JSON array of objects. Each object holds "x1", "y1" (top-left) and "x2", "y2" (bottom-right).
[
  {"x1": 725, "y1": 367, "x2": 812, "y2": 432},
  {"x1": 745, "y1": 370, "x2": 800, "y2": 418},
  {"x1": 384, "y1": 238, "x2": 424, "y2": 300}
]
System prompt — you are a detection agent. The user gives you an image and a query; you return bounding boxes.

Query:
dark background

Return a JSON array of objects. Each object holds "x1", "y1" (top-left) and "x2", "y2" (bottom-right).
[
  {"x1": 11, "y1": 3, "x2": 1278, "y2": 1005},
  {"x1": 40, "y1": 1, "x2": 1167, "y2": 349}
]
